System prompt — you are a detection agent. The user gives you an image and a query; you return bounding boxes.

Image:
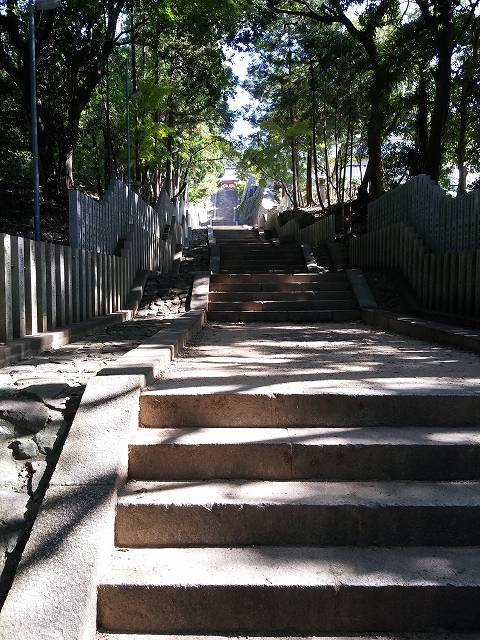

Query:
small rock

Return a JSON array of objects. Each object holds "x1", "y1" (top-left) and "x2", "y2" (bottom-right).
[
  {"x1": 0, "y1": 396, "x2": 49, "y2": 435},
  {"x1": 30, "y1": 461, "x2": 48, "y2": 494},
  {"x1": 9, "y1": 439, "x2": 39, "y2": 460},
  {"x1": 34, "y1": 427, "x2": 60, "y2": 455},
  {"x1": 20, "y1": 382, "x2": 71, "y2": 412}
]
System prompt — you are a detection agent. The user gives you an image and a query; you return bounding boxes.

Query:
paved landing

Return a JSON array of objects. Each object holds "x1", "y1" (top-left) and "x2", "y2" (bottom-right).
[{"x1": 153, "y1": 322, "x2": 480, "y2": 395}]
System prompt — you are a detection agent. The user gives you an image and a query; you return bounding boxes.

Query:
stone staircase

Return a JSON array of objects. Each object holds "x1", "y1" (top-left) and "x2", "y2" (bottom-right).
[
  {"x1": 97, "y1": 391, "x2": 480, "y2": 637},
  {"x1": 209, "y1": 228, "x2": 360, "y2": 322}
]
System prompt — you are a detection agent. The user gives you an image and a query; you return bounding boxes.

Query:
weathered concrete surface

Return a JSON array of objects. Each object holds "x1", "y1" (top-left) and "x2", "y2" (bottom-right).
[
  {"x1": 0, "y1": 485, "x2": 115, "y2": 640},
  {"x1": 152, "y1": 322, "x2": 480, "y2": 395},
  {"x1": 363, "y1": 308, "x2": 480, "y2": 355},
  {"x1": 128, "y1": 426, "x2": 480, "y2": 481},
  {"x1": 97, "y1": 635, "x2": 480, "y2": 640},
  {"x1": 115, "y1": 479, "x2": 480, "y2": 546},
  {"x1": 97, "y1": 546, "x2": 480, "y2": 633}
]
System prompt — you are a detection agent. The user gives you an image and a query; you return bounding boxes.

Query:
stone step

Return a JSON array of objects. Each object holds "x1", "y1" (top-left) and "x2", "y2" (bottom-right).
[
  {"x1": 219, "y1": 245, "x2": 303, "y2": 258},
  {"x1": 220, "y1": 247, "x2": 303, "y2": 255},
  {"x1": 98, "y1": 634, "x2": 480, "y2": 640},
  {"x1": 210, "y1": 281, "x2": 348, "y2": 293},
  {"x1": 215, "y1": 241, "x2": 272, "y2": 246},
  {"x1": 220, "y1": 257, "x2": 306, "y2": 264},
  {"x1": 218, "y1": 269, "x2": 308, "y2": 275},
  {"x1": 209, "y1": 290, "x2": 355, "y2": 302},
  {"x1": 211, "y1": 273, "x2": 347, "y2": 283},
  {"x1": 115, "y1": 480, "x2": 480, "y2": 547},
  {"x1": 97, "y1": 546, "x2": 480, "y2": 634},
  {"x1": 208, "y1": 300, "x2": 357, "y2": 312},
  {"x1": 207, "y1": 309, "x2": 361, "y2": 321},
  {"x1": 128, "y1": 427, "x2": 480, "y2": 481},
  {"x1": 220, "y1": 258, "x2": 306, "y2": 273},
  {"x1": 139, "y1": 393, "x2": 480, "y2": 429}
]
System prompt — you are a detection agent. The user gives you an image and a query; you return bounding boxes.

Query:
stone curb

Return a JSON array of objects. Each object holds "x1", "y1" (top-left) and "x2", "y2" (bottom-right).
[
  {"x1": 190, "y1": 271, "x2": 210, "y2": 311},
  {"x1": 326, "y1": 241, "x2": 347, "y2": 270},
  {"x1": 97, "y1": 309, "x2": 206, "y2": 383},
  {"x1": 0, "y1": 268, "x2": 155, "y2": 369},
  {"x1": 0, "y1": 300, "x2": 208, "y2": 639},
  {"x1": 209, "y1": 244, "x2": 220, "y2": 275},
  {"x1": 363, "y1": 308, "x2": 480, "y2": 355},
  {"x1": 301, "y1": 243, "x2": 319, "y2": 273},
  {"x1": 346, "y1": 269, "x2": 378, "y2": 310}
]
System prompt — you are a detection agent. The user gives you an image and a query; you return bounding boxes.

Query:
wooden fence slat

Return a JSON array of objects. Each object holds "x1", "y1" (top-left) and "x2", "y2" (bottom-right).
[
  {"x1": 35, "y1": 241, "x2": 48, "y2": 333},
  {"x1": 64, "y1": 246, "x2": 73, "y2": 326},
  {"x1": 0, "y1": 233, "x2": 13, "y2": 342},
  {"x1": 72, "y1": 248, "x2": 81, "y2": 324},
  {"x1": 55, "y1": 244, "x2": 66, "y2": 327},
  {"x1": 45, "y1": 243, "x2": 57, "y2": 330},
  {"x1": 11, "y1": 235, "x2": 26, "y2": 339},
  {"x1": 24, "y1": 239, "x2": 38, "y2": 335}
]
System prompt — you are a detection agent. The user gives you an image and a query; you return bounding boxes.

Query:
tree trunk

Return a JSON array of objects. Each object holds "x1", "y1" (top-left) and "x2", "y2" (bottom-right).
[
  {"x1": 310, "y1": 60, "x2": 325, "y2": 210},
  {"x1": 366, "y1": 70, "x2": 387, "y2": 199},
  {"x1": 306, "y1": 144, "x2": 314, "y2": 206},
  {"x1": 415, "y1": 71, "x2": 429, "y2": 175},
  {"x1": 425, "y1": 43, "x2": 452, "y2": 182},
  {"x1": 456, "y1": 28, "x2": 479, "y2": 195}
]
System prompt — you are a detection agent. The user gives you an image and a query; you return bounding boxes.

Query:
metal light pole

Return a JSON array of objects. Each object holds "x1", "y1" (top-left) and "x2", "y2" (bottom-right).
[
  {"x1": 29, "y1": 0, "x2": 40, "y2": 240},
  {"x1": 29, "y1": 0, "x2": 61, "y2": 241}
]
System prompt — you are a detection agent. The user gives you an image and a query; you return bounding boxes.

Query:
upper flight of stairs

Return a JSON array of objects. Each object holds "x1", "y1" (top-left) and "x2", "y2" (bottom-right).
[
  {"x1": 208, "y1": 228, "x2": 360, "y2": 322},
  {"x1": 97, "y1": 391, "x2": 480, "y2": 637}
]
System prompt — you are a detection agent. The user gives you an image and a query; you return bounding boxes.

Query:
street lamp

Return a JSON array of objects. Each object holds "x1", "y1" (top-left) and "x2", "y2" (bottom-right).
[{"x1": 29, "y1": 0, "x2": 61, "y2": 241}]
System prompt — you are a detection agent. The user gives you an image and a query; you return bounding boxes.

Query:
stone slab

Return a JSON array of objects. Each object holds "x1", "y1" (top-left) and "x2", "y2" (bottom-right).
[
  {"x1": 0, "y1": 485, "x2": 115, "y2": 640},
  {"x1": 347, "y1": 268, "x2": 378, "y2": 309},
  {"x1": 140, "y1": 392, "x2": 480, "y2": 428},
  {"x1": 362, "y1": 310, "x2": 480, "y2": 355},
  {"x1": 115, "y1": 479, "x2": 480, "y2": 546},
  {"x1": 97, "y1": 635, "x2": 480, "y2": 640},
  {"x1": 128, "y1": 426, "x2": 480, "y2": 481},
  {"x1": 97, "y1": 546, "x2": 480, "y2": 633},
  {"x1": 49, "y1": 375, "x2": 143, "y2": 487}
]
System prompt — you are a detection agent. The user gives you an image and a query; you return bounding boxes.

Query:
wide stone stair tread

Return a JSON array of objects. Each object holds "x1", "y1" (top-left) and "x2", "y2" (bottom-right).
[
  {"x1": 118, "y1": 479, "x2": 480, "y2": 507},
  {"x1": 209, "y1": 291, "x2": 356, "y2": 301},
  {"x1": 208, "y1": 300, "x2": 357, "y2": 311},
  {"x1": 98, "y1": 634, "x2": 480, "y2": 639},
  {"x1": 97, "y1": 546, "x2": 480, "y2": 633},
  {"x1": 211, "y1": 273, "x2": 349, "y2": 283},
  {"x1": 210, "y1": 281, "x2": 352, "y2": 292},
  {"x1": 115, "y1": 479, "x2": 480, "y2": 546},
  {"x1": 207, "y1": 310, "x2": 362, "y2": 321},
  {"x1": 128, "y1": 426, "x2": 480, "y2": 481}
]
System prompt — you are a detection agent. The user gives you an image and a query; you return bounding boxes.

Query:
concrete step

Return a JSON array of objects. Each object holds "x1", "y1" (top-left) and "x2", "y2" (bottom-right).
[
  {"x1": 218, "y1": 269, "x2": 308, "y2": 275},
  {"x1": 215, "y1": 241, "x2": 272, "y2": 246},
  {"x1": 129, "y1": 427, "x2": 480, "y2": 481},
  {"x1": 207, "y1": 309, "x2": 361, "y2": 321},
  {"x1": 208, "y1": 300, "x2": 357, "y2": 312},
  {"x1": 97, "y1": 546, "x2": 480, "y2": 634},
  {"x1": 220, "y1": 257, "x2": 306, "y2": 265},
  {"x1": 139, "y1": 393, "x2": 480, "y2": 429},
  {"x1": 219, "y1": 263, "x2": 307, "y2": 270},
  {"x1": 211, "y1": 273, "x2": 348, "y2": 284},
  {"x1": 220, "y1": 247, "x2": 303, "y2": 255},
  {"x1": 98, "y1": 634, "x2": 480, "y2": 640},
  {"x1": 210, "y1": 281, "x2": 349, "y2": 292},
  {"x1": 209, "y1": 291, "x2": 355, "y2": 302},
  {"x1": 116, "y1": 480, "x2": 480, "y2": 547}
]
